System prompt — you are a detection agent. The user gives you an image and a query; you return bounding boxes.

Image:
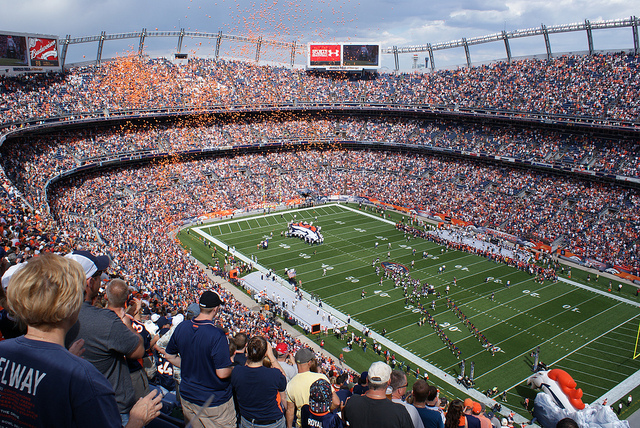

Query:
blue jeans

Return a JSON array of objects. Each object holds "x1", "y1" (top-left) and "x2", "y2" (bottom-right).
[
  {"x1": 240, "y1": 416, "x2": 285, "y2": 428},
  {"x1": 120, "y1": 412, "x2": 129, "y2": 427}
]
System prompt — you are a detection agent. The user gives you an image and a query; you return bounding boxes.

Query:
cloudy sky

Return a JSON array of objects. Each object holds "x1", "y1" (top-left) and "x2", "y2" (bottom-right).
[{"x1": 1, "y1": 0, "x2": 637, "y2": 70}]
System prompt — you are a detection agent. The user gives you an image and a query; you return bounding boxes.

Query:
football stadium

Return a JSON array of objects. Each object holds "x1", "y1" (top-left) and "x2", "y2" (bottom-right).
[{"x1": 0, "y1": 12, "x2": 639, "y2": 428}]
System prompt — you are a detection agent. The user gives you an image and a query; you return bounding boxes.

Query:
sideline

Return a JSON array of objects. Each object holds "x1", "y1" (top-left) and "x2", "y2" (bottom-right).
[{"x1": 558, "y1": 277, "x2": 640, "y2": 307}]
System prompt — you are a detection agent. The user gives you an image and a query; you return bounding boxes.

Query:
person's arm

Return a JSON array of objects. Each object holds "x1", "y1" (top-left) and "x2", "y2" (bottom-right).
[
  {"x1": 149, "y1": 334, "x2": 159, "y2": 349},
  {"x1": 286, "y1": 400, "x2": 296, "y2": 428},
  {"x1": 68, "y1": 338, "x2": 85, "y2": 357},
  {"x1": 156, "y1": 345, "x2": 182, "y2": 368},
  {"x1": 111, "y1": 312, "x2": 145, "y2": 360},
  {"x1": 266, "y1": 342, "x2": 286, "y2": 377},
  {"x1": 126, "y1": 334, "x2": 145, "y2": 360},
  {"x1": 125, "y1": 389, "x2": 163, "y2": 428},
  {"x1": 216, "y1": 366, "x2": 233, "y2": 379},
  {"x1": 330, "y1": 391, "x2": 340, "y2": 411}
]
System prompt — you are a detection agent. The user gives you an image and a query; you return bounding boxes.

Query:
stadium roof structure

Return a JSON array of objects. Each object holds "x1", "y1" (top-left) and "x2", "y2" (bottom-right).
[{"x1": 59, "y1": 16, "x2": 640, "y2": 71}]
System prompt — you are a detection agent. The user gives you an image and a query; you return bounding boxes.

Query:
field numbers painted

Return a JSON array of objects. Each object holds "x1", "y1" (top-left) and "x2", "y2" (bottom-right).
[
  {"x1": 523, "y1": 290, "x2": 540, "y2": 298},
  {"x1": 354, "y1": 228, "x2": 366, "y2": 233},
  {"x1": 562, "y1": 304, "x2": 581, "y2": 313},
  {"x1": 345, "y1": 276, "x2": 360, "y2": 283},
  {"x1": 299, "y1": 252, "x2": 311, "y2": 259},
  {"x1": 399, "y1": 244, "x2": 412, "y2": 250},
  {"x1": 404, "y1": 305, "x2": 421, "y2": 313},
  {"x1": 279, "y1": 243, "x2": 291, "y2": 249},
  {"x1": 321, "y1": 263, "x2": 334, "y2": 270},
  {"x1": 335, "y1": 220, "x2": 345, "y2": 224},
  {"x1": 440, "y1": 322, "x2": 461, "y2": 332},
  {"x1": 374, "y1": 290, "x2": 390, "y2": 297},
  {"x1": 375, "y1": 236, "x2": 389, "y2": 241},
  {"x1": 454, "y1": 265, "x2": 469, "y2": 271}
]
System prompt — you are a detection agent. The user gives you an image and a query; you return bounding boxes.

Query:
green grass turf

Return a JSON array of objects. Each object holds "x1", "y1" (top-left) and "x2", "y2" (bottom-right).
[{"x1": 179, "y1": 203, "x2": 640, "y2": 405}]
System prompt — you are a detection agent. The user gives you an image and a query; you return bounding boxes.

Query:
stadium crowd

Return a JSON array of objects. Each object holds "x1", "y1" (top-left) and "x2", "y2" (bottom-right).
[
  {"x1": 1, "y1": 142, "x2": 633, "y2": 274},
  {"x1": 2, "y1": 53, "x2": 640, "y2": 126},
  {"x1": 0, "y1": 51, "x2": 638, "y2": 427}
]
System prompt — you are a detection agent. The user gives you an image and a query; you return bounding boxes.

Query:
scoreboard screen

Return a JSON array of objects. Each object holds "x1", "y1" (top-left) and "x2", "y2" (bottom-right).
[{"x1": 307, "y1": 42, "x2": 380, "y2": 70}]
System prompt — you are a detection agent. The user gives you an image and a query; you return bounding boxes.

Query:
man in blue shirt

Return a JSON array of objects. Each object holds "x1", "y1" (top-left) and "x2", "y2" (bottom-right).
[
  {"x1": 411, "y1": 381, "x2": 444, "y2": 428},
  {"x1": 164, "y1": 290, "x2": 235, "y2": 427}
]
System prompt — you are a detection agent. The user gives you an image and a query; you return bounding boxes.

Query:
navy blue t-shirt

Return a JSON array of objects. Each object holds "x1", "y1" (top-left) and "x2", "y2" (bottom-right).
[
  {"x1": 155, "y1": 352, "x2": 176, "y2": 391},
  {"x1": 415, "y1": 406, "x2": 444, "y2": 428},
  {"x1": 300, "y1": 405, "x2": 343, "y2": 428},
  {"x1": 231, "y1": 364, "x2": 286, "y2": 420},
  {"x1": 335, "y1": 387, "x2": 352, "y2": 406},
  {"x1": 166, "y1": 319, "x2": 232, "y2": 406},
  {"x1": 0, "y1": 336, "x2": 121, "y2": 428}
]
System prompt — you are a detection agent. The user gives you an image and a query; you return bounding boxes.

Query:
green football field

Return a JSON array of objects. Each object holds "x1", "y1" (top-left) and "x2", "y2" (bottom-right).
[{"x1": 182, "y1": 203, "x2": 640, "y2": 406}]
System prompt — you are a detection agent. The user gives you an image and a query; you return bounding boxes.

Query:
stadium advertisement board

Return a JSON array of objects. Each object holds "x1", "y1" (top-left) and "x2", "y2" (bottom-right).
[
  {"x1": 29, "y1": 37, "x2": 59, "y2": 67},
  {"x1": 308, "y1": 44, "x2": 341, "y2": 67},
  {"x1": 307, "y1": 42, "x2": 380, "y2": 70},
  {"x1": 0, "y1": 31, "x2": 61, "y2": 75}
]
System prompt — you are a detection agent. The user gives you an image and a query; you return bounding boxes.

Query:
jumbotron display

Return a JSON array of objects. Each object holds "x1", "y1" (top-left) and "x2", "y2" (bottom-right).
[
  {"x1": 0, "y1": 31, "x2": 60, "y2": 75},
  {"x1": 307, "y1": 42, "x2": 380, "y2": 70}
]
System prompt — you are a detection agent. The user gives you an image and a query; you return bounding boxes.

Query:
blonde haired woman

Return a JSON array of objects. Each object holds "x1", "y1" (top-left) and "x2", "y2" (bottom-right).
[{"x1": 0, "y1": 253, "x2": 162, "y2": 428}]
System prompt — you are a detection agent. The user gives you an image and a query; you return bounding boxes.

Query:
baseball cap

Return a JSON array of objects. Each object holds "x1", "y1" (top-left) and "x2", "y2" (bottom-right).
[
  {"x1": 464, "y1": 398, "x2": 475, "y2": 409},
  {"x1": 199, "y1": 290, "x2": 223, "y2": 308},
  {"x1": 309, "y1": 379, "x2": 333, "y2": 413},
  {"x1": 186, "y1": 302, "x2": 201, "y2": 319},
  {"x1": 1, "y1": 262, "x2": 26, "y2": 291},
  {"x1": 172, "y1": 314, "x2": 184, "y2": 326},
  {"x1": 472, "y1": 402, "x2": 483, "y2": 414},
  {"x1": 151, "y1": 313, "x2": 160, "y2": 323},
  {"x1": 276, "y1": 343, "x2": 288, "y2": 355},
  {"x1": 65, "y1": 250, "x2": 110, "y2": 279},
  {"x1": 367, "y1": 361, "x2": 391, "y2": 385},
  {"x1": 156, "y1": 316, "x2": 170, "y2": 328},
  {"x1": 295, "y1": 347, "x2": 315, "y2": 364}
]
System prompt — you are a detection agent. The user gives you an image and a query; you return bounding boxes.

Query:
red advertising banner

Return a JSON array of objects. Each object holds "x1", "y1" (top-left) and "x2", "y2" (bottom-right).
[
  {"x1": 28, "y1": 37, "x2": 59, "y2": 67},
  {"x1": 308, "y1": 44, "x2": 341, "y2": 67}
]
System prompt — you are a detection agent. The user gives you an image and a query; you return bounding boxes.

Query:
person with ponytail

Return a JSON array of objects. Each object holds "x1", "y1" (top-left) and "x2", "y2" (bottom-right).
[{"x1": 231, "y1": 335, "x2": 287, "y2": 428}]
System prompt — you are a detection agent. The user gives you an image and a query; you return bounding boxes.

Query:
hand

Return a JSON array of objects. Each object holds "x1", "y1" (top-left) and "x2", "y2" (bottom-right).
[
  {"x1": 265, "y1": 341, "x2": 276, "y2": 360},
  {"x1": 126, "y1": 389, "x2": 163, "y2": 428},
  {"x1": 69, "y1": 339, "x2": 85, "y2": 357}
]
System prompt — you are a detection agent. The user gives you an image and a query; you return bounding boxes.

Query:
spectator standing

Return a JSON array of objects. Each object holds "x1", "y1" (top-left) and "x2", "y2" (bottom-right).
[
  {"x1": 285, "y1": 347, "x2": 337, "y2": 428},
  {"x1": 231, "y1": 335, "x2": 287, "y2": 428},
  {"x1": 470, "y1": 403, "x2": 492, "y2": 428},
  {"x1": 352, "y1": 371, "x2": 369, "y2": 395},
  {"x1": 300, "y1": 379, "x2": 344, "y2": 428},
  {"x1": 462, "y1": 399, "x2": 481, "y2": 428},
  {"x1": 444, "y1": 399, "x2": 466, "y2": 428},
  {"x1": 106, "y1": 278, "x2": 155, "y2": 401},
  {"x1": 334, "y1": 373, "x2": 353, "y2": 407},
  {"x1": 276, "y1": 342, "x2": 298, "y2": 382},
  {"x1": 0, "y1": 253, "x2": 162, "y2": 428},
  {"x1": 390, "y1": 370, "x2": 425, "y2": 428},
  {"x1": 164, "y1": 290, "x2": 236, "y2": 428},
  {"x1": 64, "y1": 250, "x2": 145, "y2": 425},
  {"x1": 411, "y1": 381, "x2": 443, "y2": 428},
  {"x1": 342, "y1": 362, "x2": 413, "y2": 428},
  {"x1": 233, "y1": 332, "x2": 248, "y2": 366}
]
